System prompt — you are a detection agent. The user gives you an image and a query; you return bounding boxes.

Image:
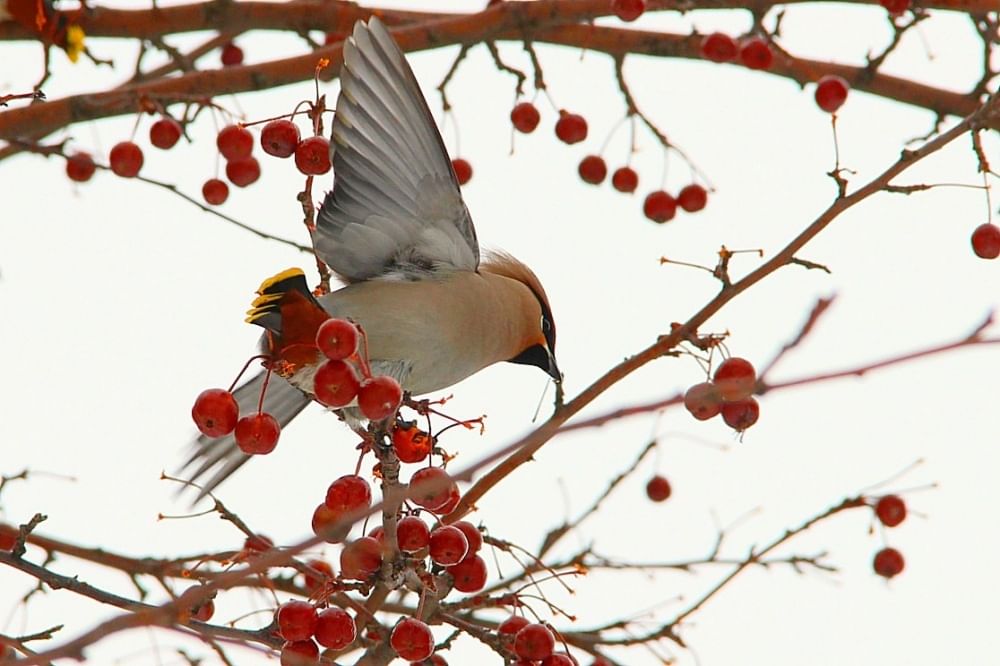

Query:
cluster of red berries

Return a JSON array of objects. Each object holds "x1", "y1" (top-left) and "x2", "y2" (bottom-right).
[
  {"x1": 700, "y1": 33, "x2": 774, "y2": 71},
  {"x1": 509, "y1": 101, "x2": 589, "y2": 148},
  {"x1": 312, "y1": 317, "x2": 404, "y2": 419},
  {"x1": 498, "y1": 616, "x2": 575, "y2": 664},
  {"x1": 274, "y1": 599, "x2": 359, "y2": 664},
  {"x1": 260, "y1": 118, "x2": 332, "y2": 177},
  {"x1": 578, "y1": 157, "x2": 709, "y2": 223},
  {"x1": 65, "y1": 113, "x2": 189, "y2": 183},
  {"x1": 191, "y1": 318, "x2": 404, "y2": 455},
  {"x1": 310, "y1": 469, "x2": 485, "y2": 583},
  {"x1": 871, "y1": 494, "x2": 908, "y2": 578},
  {"x1": 191, "y1": 386, "x2": 281, "y2": 455},
  {"x1": 683, "y1": 357, "x2": 760, "y2": 432}
]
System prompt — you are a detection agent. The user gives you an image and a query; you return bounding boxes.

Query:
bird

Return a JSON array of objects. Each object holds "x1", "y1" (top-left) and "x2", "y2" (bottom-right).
[{"x1": 182, "y1": 17, "x2": 560, "y2": 498}]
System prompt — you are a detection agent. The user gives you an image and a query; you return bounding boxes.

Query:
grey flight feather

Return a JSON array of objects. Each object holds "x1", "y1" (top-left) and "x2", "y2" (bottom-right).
[
  {"x1": 313, "y1": 17, "x2": 479, "y2": 282},
  {"x1": 180, "y1": 372, "x2": 310, "y2": 501}
]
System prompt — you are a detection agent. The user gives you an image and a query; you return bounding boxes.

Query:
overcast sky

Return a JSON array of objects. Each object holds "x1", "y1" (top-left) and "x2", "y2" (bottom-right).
[{"x1": 1, "y1": 3, "x2": 998, "y2": 665}]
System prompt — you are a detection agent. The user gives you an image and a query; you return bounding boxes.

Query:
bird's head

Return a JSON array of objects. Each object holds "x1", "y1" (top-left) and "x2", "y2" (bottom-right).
[{"x1": 481, "y1": 252, "x2": 560, "y2": 383}]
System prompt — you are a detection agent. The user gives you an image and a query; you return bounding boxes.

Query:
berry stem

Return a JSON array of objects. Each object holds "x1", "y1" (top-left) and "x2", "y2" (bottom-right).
[
  {"x1": 227, "y1": 354, "x2": 272, "y2": 393},
  {"x1": 256, "y1": 364, "x2": 274, "y2": 414}
]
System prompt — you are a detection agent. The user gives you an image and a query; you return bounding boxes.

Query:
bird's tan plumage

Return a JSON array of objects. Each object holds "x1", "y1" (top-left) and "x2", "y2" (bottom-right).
[{"x1": 181, "y1": 18, "x2": 558, "y2": 499}]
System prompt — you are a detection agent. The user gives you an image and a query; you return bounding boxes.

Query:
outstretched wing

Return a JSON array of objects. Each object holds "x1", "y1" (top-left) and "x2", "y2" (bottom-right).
[{"x1": 313, "y1": 17, "x2": 479, "y2": 282}]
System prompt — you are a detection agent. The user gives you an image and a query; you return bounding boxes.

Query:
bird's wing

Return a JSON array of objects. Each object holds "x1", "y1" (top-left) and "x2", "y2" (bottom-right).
[
  {"x1": 179, "y1": 372, "x2": 310, "y2": 502},
  {"x1": 313, "y1": 17, "x2": 479, "y2": 282}
]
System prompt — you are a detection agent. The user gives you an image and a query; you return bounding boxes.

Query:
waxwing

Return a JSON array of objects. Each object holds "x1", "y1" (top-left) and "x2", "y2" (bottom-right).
[{"x1": 182, "y1": 17, "x2": 559, "y2": 497}]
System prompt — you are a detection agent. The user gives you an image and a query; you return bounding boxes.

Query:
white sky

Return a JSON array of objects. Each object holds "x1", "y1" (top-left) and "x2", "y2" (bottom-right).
[{"x1": 1, "y1": 3, "x2": 998, "y2": 665}]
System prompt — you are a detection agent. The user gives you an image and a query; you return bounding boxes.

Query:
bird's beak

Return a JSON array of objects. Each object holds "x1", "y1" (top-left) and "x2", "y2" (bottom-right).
[{"x1": 546, "y1": 347, "x2": 562, "y2": 384}]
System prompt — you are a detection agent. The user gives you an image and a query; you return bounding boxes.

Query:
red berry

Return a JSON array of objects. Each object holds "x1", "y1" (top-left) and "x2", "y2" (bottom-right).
[
  {"x1": 149, "y1": 117, "x2": 182, "y2": 149},
  {"x1": 499, "y1": 615, "x2": 529, "y2": 636},
  {"x1": 971, "y1": 223, "x2": 1000, "y2": 259},
  {"x1": 721, "y1": 397, "x2": 760, "y2": 431},
  {"x1": 244, "y1": 533, "x2": 274, "y2": 553},
  {"x1": 451, "y1": 158, "x2": 473, "y2": 185},
  {"x1": 396, "y1": 515, "x2": 431, "y2": 552},
  {"x1": 701, "y1": 32, "x2": 738, "y2": 63},
  {"x1": 280, "y1": 639, "x2": 319, "y2": 666},
  {"x1": 646, "y1": 475, "x2": 671, "y2": 502},
  {"x1": 340, "y1": 537, "x2": 382, "y2": 580},
  {"x1": 643, "y1": 190, "x2": 676, "y2": 222},
  {"x1": 875, "y1": 495, "x2": 907, "y2": 527},
  {"x1": 311, "y1": 503, "x2": 350, "y2": 543},
  {"x1": 192, "y1": 598, "x2": 215, "y2": 622},
  {"x1": 325, "y1": 474, "x2": 372, "y2": 513},
  {"x1": 202, "y1": 178, "x2": 229, "y2": 205},
  {"x1": 217, "y1": 125, "x2": 253, "y2": 161},
  {"x1": 433, "y1": 485, "x2": 462, "y2": 515},
  {"x1": 739, "y1": 37, "x2": 773, "y2": 70},
  {"x1": 313, "y1": 359, "x2": 361, "y2": 408},
  {"x1": 66, "y1": 151, "x2": 96, "y2": 182},
  {"x1": 542, "y1": 655, "x2": 577, "y2": 666},
  {"x1": 453, "y1": 521, "x2": 483, "y2": 553},
  {"x1": 578, "y1": 155, "x2": 607, "y2": 185},
  {"x1": 514, "y1": 623, "x2": 555, "y2": 661},
  {"x1": 358, "y1": 376, "x2": 403, "y2": 420},
  {"x1": 392, "y1": 421, "x2": 433, "y2": 464},
  {"x1": 498, "y1": 615, "x2": 530, "y2": 636},
  {"x1": 873, "y1": 547, "x2": 904, "y2": 578},
  {"x1": 446, "y1": 553, "x2": 488, "y2": 592},
  {"x1": 226, "y1": 156, "x2": 261, "y2": 187},
  {"x1": 391, "y1": 618, "x2": 434, "y2": 662},
  {"x1": 261, "y1": 119, "x2": 301, "y2": 158},
  {"x1": 879, "y1": 0, "x2": 910, "y2": 14},
  {"x1": 612, "y1": 0, "x2": 645, "y2": 22},
  {"x1": 109, "y1": 141, "x2": 143, "y2": 178},
  {"x1": 234, "y1": 412, "x2": 280, "y2": 455},
  {"x1": 314, "y1": 607, "x2": 356, "y2": 649},
  {"x1": 220, "y1": 42, "x2": 244, "y2": 67},
  {"x1": 511, "y1": 102, "x2": 541, "y2": 133},
  {"x1": 555, "y1": 111, "x2": 588, "y2": 144},
  {"x1": 302, "y1": 559, "x2": 334, "y2": 592},
  {"x1": 316, "y1": 318, "x2": 359, "y2": 361},
  {"x1": 713, "y1": 357, "x2": 757, "y2": 401},
  {"x1": 409, "y1": 467, "x2": 455, "y2": 512},
  {"x1": 368, "y1": 525, "x2": 385, "y2": 542},
  {"x1": 295, "y1": 136, "x2": 331, "y2": 175},
  {"x1": 815, "y1": 75, "x2": 850, "y2": 113},
  {"x1": 677, "y1": 184, "x2": 708, "y2": 212},
  {"x1": 684, "y1": 382, "x2": 722, "y2": 421},
  {"x1": 611, "y1": 166, "x2": 638, "y2": 193},
  {"x1": 191, "y1": 388, "x2": 239, "y2": 437},
  {"x1": 277, "y1": 600, "x2": 318, "y2": 641},
  {"x1": 429, "y1": 525, "x2": 469, "y2": 565}
]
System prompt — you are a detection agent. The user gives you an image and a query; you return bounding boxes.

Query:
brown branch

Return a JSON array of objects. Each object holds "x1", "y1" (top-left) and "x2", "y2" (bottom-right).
[
  {"x1": 444, "y1": 95, "x2": 993, "y2": 522},
  {"x1": 0, "y1": 5, "x2": 985, "y2": 150},
  {"x1": 560, "y1": 323, "x2": 999, "y2": 435}
]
